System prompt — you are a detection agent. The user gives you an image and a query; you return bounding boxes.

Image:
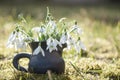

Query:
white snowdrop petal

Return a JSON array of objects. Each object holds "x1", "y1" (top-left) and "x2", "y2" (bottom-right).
[
  {"x1": 7, "y1": 32, "x2": 17, "y2": 45},
  {"x1": 48, "y1": 21, "x2": 56, "y2": 27},
  {"x1": 8, "y1": 32, "x2": 14, "y2": 42},
  {"x1": 41, "y1": 50, "x2": 45, "y2": 56},
  {"x1": 7, "y1": 42, "x2": 14, "y2": 48},
  {"x1": 75, "y1": 44, "x2": 81, "y2": 53},
  {"x1": 54, "y1": 46, "x2": 57, "y2": 50},
  {"x1": 70, "y1": 25, "x2": 77, "y2": 32},
  {"x1": 47, "y1": 37, "x2": 53, "y2": 45},
  {"x1": 47, "y1": 41, "x2": 58, "y2": 53},
  {"x1": 46, "y1": 45, "x2": 50, "y2": 50},
  {"x1": 46, "y1": 38, "x2": 59, "y2": 52},
  {"x1": 80, "y1": 41, "x2": 86, "y2": 51},
  {"x1": 17, "y1": 41, "x2": 27, "y2": 49},
  {"x1": 67, "y1": 37, "x2": 75, "y2": 46},
  {"x1": 53, "y1": 40, "x2": 57, "y2": 47},
  {"x1": 32, "y1": 27, "x2": 41, "y2": 32},
  {"x1": 60, "y1": 34, "x2": 67, "y2": 44},
  {"x1": 40, "y1": 27, "x2": 45, "y2": 33},
  {"x1": 71, "y1": 25, "x2": 83, "y2": 35},
  {"x1": 33, "y1": 46, "x2": 41, "y2": 55},
  {"x1": 67, "y1": 45, "x2": 71, "y2": 50},
  {"x1": 54, "y1": 39, "x2": 62, "y2": 47},
  {"x1": 49, "y1": 48, "x2": 53, "y2": 53},
  {"x1": 39, "y1": 46, "x2": 45, "y2": 56}
]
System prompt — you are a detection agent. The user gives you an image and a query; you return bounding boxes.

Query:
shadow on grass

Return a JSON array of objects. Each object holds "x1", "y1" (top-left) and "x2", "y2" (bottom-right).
[{"x1": 0, "y1": 54, "x2": 5, "y2": 60}]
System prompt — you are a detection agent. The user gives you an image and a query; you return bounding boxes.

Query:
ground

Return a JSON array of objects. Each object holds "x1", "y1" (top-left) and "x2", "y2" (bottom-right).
[{"x1": 0, "y1": 5, "x2": 120, "y2": 80}]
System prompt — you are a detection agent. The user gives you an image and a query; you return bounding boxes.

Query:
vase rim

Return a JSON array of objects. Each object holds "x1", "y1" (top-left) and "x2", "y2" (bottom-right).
[{"x1": 30, "y1": 41, "x2": 46, "y2": 43}]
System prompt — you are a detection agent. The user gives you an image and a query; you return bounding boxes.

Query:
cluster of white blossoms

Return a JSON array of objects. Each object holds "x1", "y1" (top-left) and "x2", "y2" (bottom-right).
[
  {"x1": 7, "y1": 8, "x2": 86, "y2": 56},
  {"x1": 7, "y1": 26, "x2": 28, "y2": 51}
]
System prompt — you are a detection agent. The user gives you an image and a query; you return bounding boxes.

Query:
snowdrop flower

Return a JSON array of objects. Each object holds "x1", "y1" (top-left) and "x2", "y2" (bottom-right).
[
  {"x1": 15, "y1": 39, "x2": 27, "y2": 51},
  {"x1": 24, "y1": 37, "x2": 33, "y2": 42},
  {"x1": 53, "y1": 39, "x2": 62, "y2": 47},
  {"x1": 46, "y1": 42, "x2": 57, "y2": 52},
  {"x1": 60, "y1": 33, "x2": 67, "y2": 44},
  {"x1": 7, "y1": 31, "x2": 16, "y2": 48},
  {"x1": 32, "y1": 26, "x2": 46, "y2": 34},
  {"x1": 32, "y1": 27, "x2": 44, "y2": 41},
  {"x1": 45, "y1": 21, "x2": 57, "y2": 35},
  {"x1": 7, "y1": 31, "x2": 27, "y2": 50},
  {"x1": 75, "y1": 38, "x2": 86, "y2": 53},
  {"x1": 18, "y1": 42, "x2": 27, "y2": 50},
  {"x1": 33, "y1": 45, "x2": 45, "y2": 56},
  {"x1": 66, "y1": 36, "x2": 75, "y2": 50},
  {"x1": 75, "y1": 43, "x2": 81, "y2": 53},
  {"x1": 47, "y1": 20, "x2": 56, "y2": 30},
  {"x1": 46, "y1": 37, "x2": 52, "y2": 46},
  {"x1": 79, "y1": 41, "x2": 86, "y2": 51},
  {"x1": 32, "y1": 27, "x2": 41, "y2": 33},
  {"x1": 46, "y1": 37, "x2": 61, "y2": 52},
  {"x1": 16, "y1": 32, "x2": 27, "y2": 49},
  {"x1": 40, "y1": 27, "x2": 45, "y2": 33},
  {"x1": 48, "y1": 20, "x2": 56, "y2": 27},
  {"x1": 71, "y1": 22, "x2": 83, "y2": 35}
]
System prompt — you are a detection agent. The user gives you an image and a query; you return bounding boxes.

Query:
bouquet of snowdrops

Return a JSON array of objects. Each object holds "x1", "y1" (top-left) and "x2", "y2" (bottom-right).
[{"x1": 7, "y1": 8, "x2": 86, "y2": 56}]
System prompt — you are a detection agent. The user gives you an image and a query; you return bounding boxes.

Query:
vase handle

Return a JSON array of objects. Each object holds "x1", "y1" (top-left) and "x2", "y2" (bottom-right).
[{"x1": 12, "y1": 53, "x2": 31, "y2": 72}]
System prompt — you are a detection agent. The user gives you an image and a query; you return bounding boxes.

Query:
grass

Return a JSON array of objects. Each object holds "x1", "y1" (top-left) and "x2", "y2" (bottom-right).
[{"x1": 0, "y1": 5, "x2": 120, "y2": 80}]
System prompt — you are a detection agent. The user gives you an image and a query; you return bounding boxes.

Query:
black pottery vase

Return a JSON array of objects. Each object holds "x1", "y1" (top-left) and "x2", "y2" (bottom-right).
[{"x1": 12, "y1": 41, "x2": 67, "y2": 74}]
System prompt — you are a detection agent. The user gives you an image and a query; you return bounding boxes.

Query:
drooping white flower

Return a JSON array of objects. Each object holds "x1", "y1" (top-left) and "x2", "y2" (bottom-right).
[
  {"x1": 46, "y1": 37, "x2": 52, "y2": 46},
  {"x1": 16, "y1": 32, "x2": 27, "y2": 49},
  {"x1": 15, "y1": 40, "x2": 27, "y2": 51},
  {"x1": 7, "y1": 31, "x2": 27, "y2": 50},
  {"x1": 79, "y1": 41, "x2": 86, "y2": 51},
  {"x1": 77, "y1": 27, "x2": 83, "y2": 35},
  {"x1": 24, "y1": 37, "x2": 33, "y2": 42},
  {"x1": 32, "y1": 27, "x2": 41, "y2": 33},
  {"x1": 75, "y1": 43, "x2": 81, "y2": 53},
  {"x1": 32, "y1": 27, "x2": 43, "y2": 41},
  {"x1": 47, "y1": 21, "x2": 56, "y2": 32},
  {"x1": 71, "y1": 24, "x2": 83, "y2": 35},
  {"x1": 33, "y1": 46, "x2": 45, "y2": 56},
  {"x1": 7, "y1": 32, "x2": 16, "y2": 48},
  {"x1": 40, "y1": 27, "x2": 45, "y2": 33},
  {"x1": 46, "y1": 37, "x2": 61, "y2": 52},
  {"x1": 7, "y1": 32, "x2": 16, "y2": 42},
  {"x1": 46, "y1": 42, "x2": 57, "y2": 52},
  {"x1": 53, "y1": 39, "x2": 62, "y2": 47},
  {"x1": 60, "y1": 33, "x2": 67, "y2": 44},
  {"x1": 66, "y1": 36, "x2": 75, "y2": 50},
  {"x1": 75, "y1": 40, "x2": 86, "y2": 53},
  {"x1": 47, "y1": 21, "x2": 56, "y2": 28},
  {"x1": 46, "y1": 21, "x2": 57, "y2": 35}
]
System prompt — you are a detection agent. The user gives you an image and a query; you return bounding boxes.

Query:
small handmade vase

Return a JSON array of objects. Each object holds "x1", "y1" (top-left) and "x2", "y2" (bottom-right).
[{"x1": 12, "y1": 41, "x2": 67, "y2": 74}]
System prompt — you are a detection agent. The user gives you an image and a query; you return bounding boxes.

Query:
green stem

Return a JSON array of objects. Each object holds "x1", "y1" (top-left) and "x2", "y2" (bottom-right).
[
  {"x1": 87, "y1": 69, "x2": 102, "y2": 74},
  {"x1": 70, "y1": 62, "x2": 85, "y2": 80}
]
